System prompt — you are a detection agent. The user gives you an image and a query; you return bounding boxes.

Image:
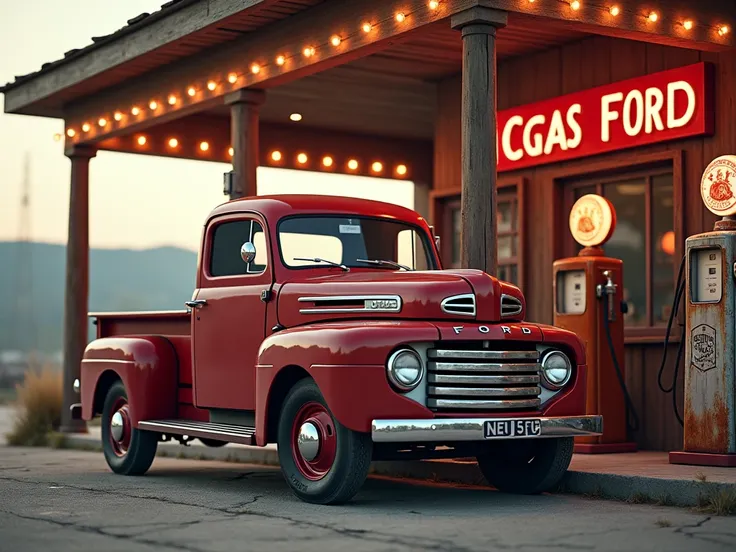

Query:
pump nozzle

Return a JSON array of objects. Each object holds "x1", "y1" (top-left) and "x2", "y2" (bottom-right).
[{"x1": 596, "y1": 270, "x2": 618, "y2": 321}]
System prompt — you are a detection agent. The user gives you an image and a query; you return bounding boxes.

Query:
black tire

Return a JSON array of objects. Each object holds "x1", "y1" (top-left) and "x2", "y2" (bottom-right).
[
  {"x1": 476, "y1": 437, "x2": 574, "y2": 494},
  {"x1": 199, "y1": 438, "x2": 227, "y2": 447},
  {"x1": 101, "y1": 380, "x2": 158, "y2": 476},
  {"x1": 276, "y1": 378, "x2": 372, "y2": 505}
]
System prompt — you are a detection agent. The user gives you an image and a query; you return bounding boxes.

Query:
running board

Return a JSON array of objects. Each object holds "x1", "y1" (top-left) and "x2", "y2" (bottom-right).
[{"x1": 137, "y1": 419, "x2": 256, "y2": 446}]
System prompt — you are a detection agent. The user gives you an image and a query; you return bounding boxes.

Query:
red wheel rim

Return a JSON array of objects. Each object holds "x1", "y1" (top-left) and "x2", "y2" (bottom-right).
[
  {"x1": 291, "y1": 401, "x2": 337, "y2": 481},
  {"x1": 108, "y1": 397, "x2": 132, "y2": 457}
]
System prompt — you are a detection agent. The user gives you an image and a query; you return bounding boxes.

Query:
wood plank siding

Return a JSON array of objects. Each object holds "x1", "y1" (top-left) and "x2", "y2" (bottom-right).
[{"x1": 432, "y1": 35, "x2": 736, "y2": 451}]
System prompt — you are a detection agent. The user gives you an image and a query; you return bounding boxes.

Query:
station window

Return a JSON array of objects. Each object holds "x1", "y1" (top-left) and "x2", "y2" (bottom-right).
[
  {"x1": 566, "y1": 168, "x2": 675, "y2": 328},
  {"x1": 446, "y1": 185, "x2": 521, "y2": 286},
  {"x1": 209, "y1": 219, "x2": 267, "y2": 277}
]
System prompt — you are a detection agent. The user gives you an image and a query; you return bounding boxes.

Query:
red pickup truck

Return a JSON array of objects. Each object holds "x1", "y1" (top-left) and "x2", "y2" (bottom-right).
[{"x1": 71, "y1": 194, "x2": 601, "y2": 504}]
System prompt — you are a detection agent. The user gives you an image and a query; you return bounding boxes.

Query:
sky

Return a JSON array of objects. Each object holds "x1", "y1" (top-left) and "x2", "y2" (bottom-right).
[{"x1": 0, "y1": 0, "x2": 414, "y2": 252}]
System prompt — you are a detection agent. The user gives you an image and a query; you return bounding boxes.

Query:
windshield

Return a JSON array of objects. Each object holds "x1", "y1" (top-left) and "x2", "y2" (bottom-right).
[{"x1": 277, "y1": 215, "x2": 436, "y2": 270}]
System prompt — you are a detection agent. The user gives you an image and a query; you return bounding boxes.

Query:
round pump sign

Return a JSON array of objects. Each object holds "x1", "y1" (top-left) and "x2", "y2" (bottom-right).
[
  {"x1": 569, "y1": 194, "x2": 617, "y2": 248},
  {"x1": 701, "y1": 155, "x2": 736, "y2": 216}
]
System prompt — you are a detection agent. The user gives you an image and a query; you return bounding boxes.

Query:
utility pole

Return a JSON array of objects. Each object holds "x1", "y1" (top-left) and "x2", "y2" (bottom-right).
[{"x1": 13, "y1": 152, "x2": 36, "y2": 354}]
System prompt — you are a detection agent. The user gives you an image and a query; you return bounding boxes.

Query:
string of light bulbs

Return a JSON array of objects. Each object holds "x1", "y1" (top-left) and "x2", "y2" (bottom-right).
[{"x1": 64, "y1": 0, "x2": 730, "y2": 142}]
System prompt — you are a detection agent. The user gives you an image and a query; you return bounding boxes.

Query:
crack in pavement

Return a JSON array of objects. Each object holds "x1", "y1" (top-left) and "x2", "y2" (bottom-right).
[
  {"x1": 0, "y1": 474, "x2": 495, "y2": 551},
  {"x1": 0, "y1": 508, "x2": 214, "y2": 552}
]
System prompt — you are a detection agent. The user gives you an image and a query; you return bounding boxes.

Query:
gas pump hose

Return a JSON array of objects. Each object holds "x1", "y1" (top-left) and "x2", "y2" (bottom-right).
[
  {"x1": 601, "y1": 308, "x2": 640, "y2": 433},
  {"x1": 656, "y1": 254, "x2": 687, "y2": 427}
]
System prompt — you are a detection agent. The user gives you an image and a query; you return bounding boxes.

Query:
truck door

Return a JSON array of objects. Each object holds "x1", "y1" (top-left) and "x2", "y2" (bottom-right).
[{"x1": 191, "y1": 213, "x2": 271, "y2": 410}]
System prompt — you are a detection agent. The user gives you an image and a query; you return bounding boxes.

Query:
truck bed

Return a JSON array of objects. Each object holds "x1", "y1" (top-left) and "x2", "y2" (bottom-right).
[{"x1": 89, "y1": 310, "x2": 204, "y2": 420}]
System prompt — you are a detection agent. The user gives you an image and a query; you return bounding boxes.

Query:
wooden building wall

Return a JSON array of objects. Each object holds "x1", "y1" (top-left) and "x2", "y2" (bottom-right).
[{"x1": 432, "y1": 36, "x2": 736, "y2": 451}]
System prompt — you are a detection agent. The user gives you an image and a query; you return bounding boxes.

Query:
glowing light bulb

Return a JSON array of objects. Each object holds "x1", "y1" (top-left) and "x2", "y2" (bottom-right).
[
  {"x1": 719, "y1": 25, "x2": 730, "y2": 36},
  {"x1": 207, "y1": 81, "x2": 217, "y2": 91},
  {"x1": 396, "y1": 164, "x2": 408, "y2": 176},
  {"x1": 348, "y1": 159, "x2": 359, "y2": 170},
  {"x1": 290, "y1": 113, "x2": 303, "y2": 122},
  {"x1": 251, "y1": 63, "x2": 260, "y2": 74},
  {"x1": 570, "y1": 1, "x2": 580, "y2": 11},
  {"x1": 168, "y1": 95, "x2": 177, "y2": 105},
  {"x1": 331, "y1": 35, "x2": 342, "y2": 46},
  {"x1": 114, "y1": 111, "x2": 123, "y2": 121},
  {"x1": 395, "y1": 12, "x2": 406, "y2": 22},
  {"x1": 53, "y1": 133, "x2": 62, "y2": 142},
  {"x1": 199, "y1": 141, "x2": 210, "y2": 152},
  {"x1": 82, "y1": 123, "x2": 90, "y2": 132},
  {"x1": 168, "y1": 138, "x2": 179, "y2": 148},
  {"x1": 683, "y1": 20, "x2": 693, "y2": 30},
  {"x1": 131, "y1": 106, "x2": 140, "y2": 115},
  {"x1": 271, "y1": 150, "x2": 282, "y2": 162},
  {"x1": 429, "y1": 0, "x2": 439, "y2": 10},
  {"x1": 66, "y1": 128, "x2": 76, "y2": 137},
  {"x1": 276, "y1": 55, "x2": 286, "y2": 66},
  {"x1": 609, "y1": 6, "x2": 620, "y2": 16},
  {"x1": 322, "y1": 156, "x2": 333, "y2": 167},
  {"x1": 303, "y1": 46, "x2": 315, "y2": 57},
  {"x1": 297, "y1": 153, "x2": 308, "y2": 164},
  {"x1": 371, "y1": 161, "x2": 383, "y2": 173},
  {"x1": 362, "y1": 22, "x2": 372, "y2": 33},
  {"x1": 228, "y1": 72, "x2": 238, "y2": 83},
  {"x1": 149, "y1": 100, "x2": 158, "y2": 110},
  {"x1": 188, "y1": 87, "x2": 196, "y2": 96},
  {"x1": 137, "y1": 135, "x2": 147, "y2": 146},
  {"x1": 228, "y1": 147, "x2": 234, "y2": 157},
  {"x1": 98, "y1": 118, "x2": 107, "y2": 127},
  {"x1": 648, "y1": 11, "x2": 658, "y2": 22}
]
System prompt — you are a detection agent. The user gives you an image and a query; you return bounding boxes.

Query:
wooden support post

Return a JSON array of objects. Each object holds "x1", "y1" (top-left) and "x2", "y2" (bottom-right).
[
  {"x1": 60, "y1": 145, "x2": 96, "y2": 433},
  {"x1": 226, "y1": 89, "x2": 266, "y2": 199},
  {"x1": 451, "y1": 7, "x2": 507, "y2": 275}
]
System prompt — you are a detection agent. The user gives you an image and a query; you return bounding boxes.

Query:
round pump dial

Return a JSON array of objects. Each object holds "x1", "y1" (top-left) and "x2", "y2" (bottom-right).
[{"x1": 568, "y1": 194, "x2": 617, "y2": 248}]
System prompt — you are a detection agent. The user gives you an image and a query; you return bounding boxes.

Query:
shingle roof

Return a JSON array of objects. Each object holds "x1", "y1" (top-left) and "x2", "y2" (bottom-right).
[{"x1": 0, "y1": 0, "x2": 194, "y2": 93}]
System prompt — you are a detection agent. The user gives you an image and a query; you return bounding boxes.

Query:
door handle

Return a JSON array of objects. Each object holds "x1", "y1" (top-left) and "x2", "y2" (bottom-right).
[{"x1": 185, "y1": 299, "x2": 207, "y2": 309}]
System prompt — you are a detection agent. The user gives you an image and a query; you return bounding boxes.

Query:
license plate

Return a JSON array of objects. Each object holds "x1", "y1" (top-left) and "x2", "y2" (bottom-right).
[{"x1": 483, "y1": 419, "x2": 541, "y2": 439}]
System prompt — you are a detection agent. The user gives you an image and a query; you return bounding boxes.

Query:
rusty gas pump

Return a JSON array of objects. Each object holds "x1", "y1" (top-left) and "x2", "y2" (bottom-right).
[
  {"x1": 553, "y1": 194, "x2": 638, "y2": 454},
  {"x1": 669, "y1": 155, "x2": 736, "y2": 467}
]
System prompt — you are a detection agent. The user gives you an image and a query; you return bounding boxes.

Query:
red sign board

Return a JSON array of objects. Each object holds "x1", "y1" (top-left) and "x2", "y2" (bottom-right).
[{"x1": 497, "y1": 62, "x2": 714, "y2": 172}]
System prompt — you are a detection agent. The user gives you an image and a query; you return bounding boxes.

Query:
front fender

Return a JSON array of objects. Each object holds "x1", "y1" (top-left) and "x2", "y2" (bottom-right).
[
  {"x1": 81, "y1": 336, "x2": 178, "y2": 425},
  {"x1": 255, "y1": 321, "x2": 439, "y2": 444}
]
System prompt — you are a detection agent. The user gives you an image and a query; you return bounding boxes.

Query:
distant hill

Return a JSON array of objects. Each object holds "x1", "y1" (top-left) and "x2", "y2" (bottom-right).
[{"x1": 0, "y1": 241, "x2": 198, "y2": 353}]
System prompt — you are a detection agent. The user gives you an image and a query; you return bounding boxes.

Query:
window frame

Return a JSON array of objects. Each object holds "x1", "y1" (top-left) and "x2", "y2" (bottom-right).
[
  {"x1": 554, "y1": 150, "x2": 684, "y2": 343},
  {"x1": 430, "y1": 178, "x2": 526, "y2": 289},
  {"x1": 201, "y1": 211, "x2": 272, "y2": 287}
]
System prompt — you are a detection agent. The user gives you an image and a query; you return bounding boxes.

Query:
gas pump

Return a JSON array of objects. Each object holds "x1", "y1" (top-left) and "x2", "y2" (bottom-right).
[
  {"x1": 553, "y1": 194, "x2": 639, "y2": 454},
  {"x1": 669, "y1": 155, "x2": 736, "y2": 467}
]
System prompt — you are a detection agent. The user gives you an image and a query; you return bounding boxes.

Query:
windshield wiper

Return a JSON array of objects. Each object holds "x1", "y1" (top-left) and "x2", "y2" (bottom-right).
[
  {"x1": 356, "y1": 258, "x2": 412, "y2": 271},
  {"x1": 293, "y1": 257, "x2": 350, "y2": 272}
]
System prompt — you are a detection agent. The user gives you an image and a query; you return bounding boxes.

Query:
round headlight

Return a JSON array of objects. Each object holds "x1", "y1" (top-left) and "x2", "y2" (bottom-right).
[
  {"x1": 541, "y1": 350, "x2": 572, "y2": 389},
  {"x1": 387, "y1": 349, "x2": 423, "y2": 392}
]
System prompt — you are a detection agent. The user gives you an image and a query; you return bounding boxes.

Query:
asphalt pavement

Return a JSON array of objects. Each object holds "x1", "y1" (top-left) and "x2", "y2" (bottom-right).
[{"x1": 1, "y1": 446, "x2": 734, "y2": 552}]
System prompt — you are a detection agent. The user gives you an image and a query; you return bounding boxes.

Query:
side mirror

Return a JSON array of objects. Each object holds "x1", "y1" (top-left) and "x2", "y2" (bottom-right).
[
  {"x1": 241, "y1": 242, "x2": 256, "y2": 263},
  {"x1": 429, "y1": 225, "x2": 440, "y2": 251}
]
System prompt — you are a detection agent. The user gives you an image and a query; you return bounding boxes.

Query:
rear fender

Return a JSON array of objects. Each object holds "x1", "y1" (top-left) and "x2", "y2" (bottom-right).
[
  {"x1": 255, "y1": 321, "x2": 439, "y2": 445},
  {"x1": 81, "y1": 336, "x2": 178, "y2": 425}
]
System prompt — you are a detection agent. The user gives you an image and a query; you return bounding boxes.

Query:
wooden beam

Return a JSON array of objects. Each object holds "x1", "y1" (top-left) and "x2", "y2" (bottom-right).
[
  {"x1": 95, "y1": 116, "x2": 433, "y2": 184},
  {"x1": 452, "y1": 6, "x2": 507, "y2": 275},
  {"x1": 227, "y1": 89, "x2": 266, "y2": 198},
  {"x1": 1, "y1": 0, "x2": 275, "y2": 115},
  {"x1": 59, "y1": 145, "x2": 96, "y2": 434}
]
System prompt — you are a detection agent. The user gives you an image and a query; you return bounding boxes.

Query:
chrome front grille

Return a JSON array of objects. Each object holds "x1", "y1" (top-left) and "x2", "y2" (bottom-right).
[
  {"x1": 501, "y1": 294, "x2": 523, "y2": 318},
  {"x1": 427, "y1": 348, "x2": 541, "y2": 411}
]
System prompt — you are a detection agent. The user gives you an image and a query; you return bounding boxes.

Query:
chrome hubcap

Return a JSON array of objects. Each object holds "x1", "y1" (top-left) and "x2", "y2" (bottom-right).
[
  {"x1": 297, "y1": 422, "x2": 320, "y2": 462},
  {"x1": 111, "y1": 411, "x2": 125, "y2": 441}
]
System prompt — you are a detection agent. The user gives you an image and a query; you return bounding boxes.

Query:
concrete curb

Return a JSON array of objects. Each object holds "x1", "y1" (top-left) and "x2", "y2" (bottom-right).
[{"x1": 62, "y1": 434, "x2": 735, "y2": 509}]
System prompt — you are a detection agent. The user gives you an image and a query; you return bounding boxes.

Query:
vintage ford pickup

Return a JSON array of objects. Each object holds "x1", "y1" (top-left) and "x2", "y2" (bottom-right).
[{"x1": 71, "y1": 194, "x2": 602, "y2": 504}]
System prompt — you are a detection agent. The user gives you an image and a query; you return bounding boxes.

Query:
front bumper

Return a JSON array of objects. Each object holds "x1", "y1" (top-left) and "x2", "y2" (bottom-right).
[{"x1": 371, "y1": 415, "x2": 602, "y2": 443}]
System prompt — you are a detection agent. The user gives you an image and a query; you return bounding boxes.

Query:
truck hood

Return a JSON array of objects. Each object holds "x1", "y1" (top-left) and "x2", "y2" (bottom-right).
[{"x1": 275, "y1": 269, "x2": 526, "y2": 328}]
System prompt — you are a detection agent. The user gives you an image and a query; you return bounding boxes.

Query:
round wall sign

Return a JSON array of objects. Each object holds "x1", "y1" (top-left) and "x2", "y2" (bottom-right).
[
  {"x1": 701, "y1": 155, "x2": 736, "y2": 217},
  {"x1": 569, "y1": 194, "x2": 616, "y2": 248}
]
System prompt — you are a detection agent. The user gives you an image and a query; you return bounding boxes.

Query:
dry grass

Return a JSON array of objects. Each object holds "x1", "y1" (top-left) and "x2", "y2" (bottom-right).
[
  {"x1": 6, "y1": 366, "x2": 63, "y2": 447},
  {"x1": 695, "y1": 471, "x2": 708, "y2": 482},
  {"x1": 654, "y1": 518, "x2": 672, "y2": 528},
  {"x1": 696, "y1": 488, "x2": 736, "y2": 516}
]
